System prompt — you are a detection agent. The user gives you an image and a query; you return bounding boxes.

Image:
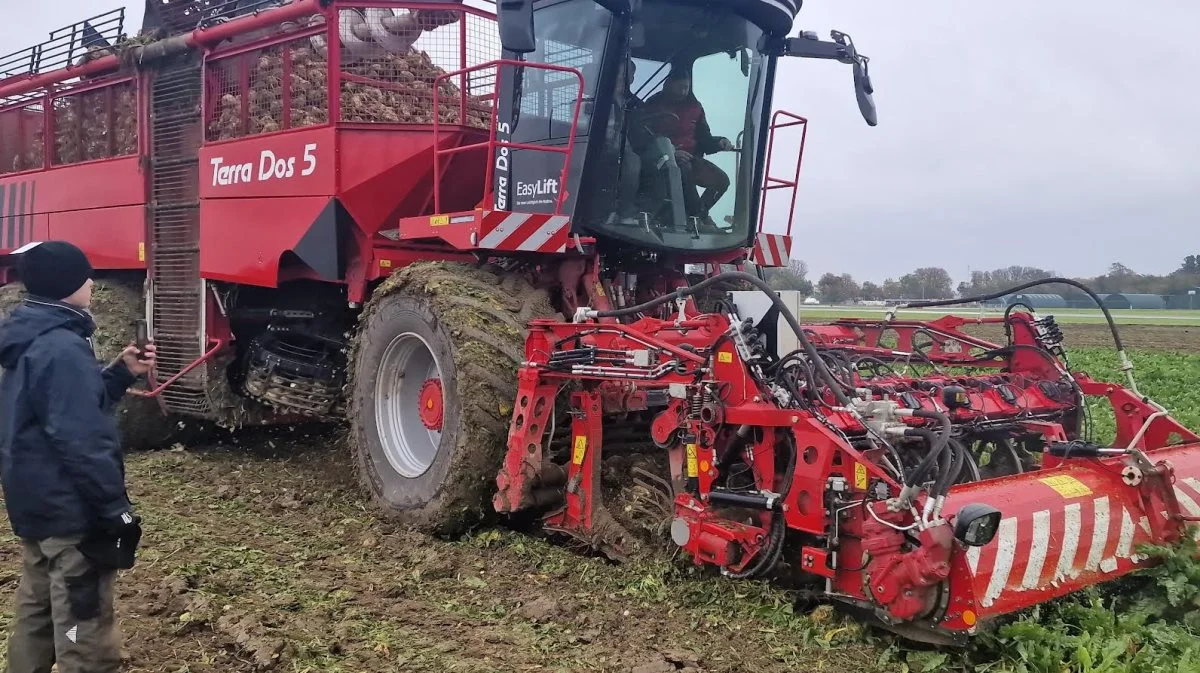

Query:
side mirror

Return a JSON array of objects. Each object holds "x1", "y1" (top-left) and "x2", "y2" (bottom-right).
[
  {"x1": 953, "y1": 503, "x2": 1002, "y2": 547},
  {"x1": 777, "y1": 31, "x2": 878, "y2": 127},
  {"x1": 852, "y1": 59, "x2": 876, "y2": 127},
  {"x1": 830, "y1": 31, "x2": 876, "y2": 127},
  {"x1": 498, "y1": 0, "x2": 536, "y2": 54}
]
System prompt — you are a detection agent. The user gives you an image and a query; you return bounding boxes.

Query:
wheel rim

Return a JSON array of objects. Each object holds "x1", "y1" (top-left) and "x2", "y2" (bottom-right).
[{"x1": 375, "y1": 332, "x2": 444, "y2": 478}]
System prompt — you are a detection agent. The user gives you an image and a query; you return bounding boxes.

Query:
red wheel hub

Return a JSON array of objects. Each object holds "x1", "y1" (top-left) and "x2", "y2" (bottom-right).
[{"x1": 418, "y1": 378, "x2": 444, "y2": 431}]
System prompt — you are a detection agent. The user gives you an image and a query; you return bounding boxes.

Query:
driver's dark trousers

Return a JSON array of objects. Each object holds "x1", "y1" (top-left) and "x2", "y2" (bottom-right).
[
  {"x1": 681, "y1": 156, "x2": 730, "y2": 217},
  {"x1": 5, "y1": 535, "x2": 121, "y2": 673}
]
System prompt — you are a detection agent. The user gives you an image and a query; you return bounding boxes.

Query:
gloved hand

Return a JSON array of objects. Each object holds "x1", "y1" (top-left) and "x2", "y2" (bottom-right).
[
  {"x1": 82, "y1": 510, "x2": 143, "y2": 570},
  {"x1": 97, "y1": 510, "x2": 142, "y2": 538}
]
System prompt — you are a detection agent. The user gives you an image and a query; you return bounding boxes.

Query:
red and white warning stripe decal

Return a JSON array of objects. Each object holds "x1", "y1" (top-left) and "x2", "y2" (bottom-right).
[
  {"x1": 750, "y1": 233, "x2": 792, "y2": 267},
  {"x1": 961, "y1": 479, "x2": 1194, "y2": 611},
  {"x1": 478, "y1": 211, "x2": 571, "y2": 253}
]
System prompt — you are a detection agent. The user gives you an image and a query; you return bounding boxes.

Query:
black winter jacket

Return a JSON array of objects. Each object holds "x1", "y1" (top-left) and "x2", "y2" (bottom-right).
[{"x1": 0, "y1": 298, "x2": 136, "y2": 540}]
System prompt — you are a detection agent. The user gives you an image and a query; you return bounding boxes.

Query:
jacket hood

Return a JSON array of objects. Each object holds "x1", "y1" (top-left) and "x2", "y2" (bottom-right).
[{"x1": 0, "y1": 298, "x2": 96, "y2": 369}]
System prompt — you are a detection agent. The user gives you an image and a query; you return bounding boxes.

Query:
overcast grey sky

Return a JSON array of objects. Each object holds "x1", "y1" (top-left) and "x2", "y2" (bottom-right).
[{"x1": 2, "y1": 1, "x2": 1196, "y2": 283}]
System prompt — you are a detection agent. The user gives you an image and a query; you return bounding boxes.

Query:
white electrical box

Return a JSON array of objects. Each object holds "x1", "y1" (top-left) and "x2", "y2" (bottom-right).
[{"x1": 727, "y1": 290, "x2": 806, "y2": 359}]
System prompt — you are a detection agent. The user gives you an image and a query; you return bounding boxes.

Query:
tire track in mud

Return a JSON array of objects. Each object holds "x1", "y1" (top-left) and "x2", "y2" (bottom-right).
[{"x1": 1, "y1": 434, "x2": 882, "y2": 673}]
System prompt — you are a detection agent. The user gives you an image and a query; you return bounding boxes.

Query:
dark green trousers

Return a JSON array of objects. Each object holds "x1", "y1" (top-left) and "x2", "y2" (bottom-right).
[{"x1": 5, "y1": 535, "x2": 120, "y2": 673}]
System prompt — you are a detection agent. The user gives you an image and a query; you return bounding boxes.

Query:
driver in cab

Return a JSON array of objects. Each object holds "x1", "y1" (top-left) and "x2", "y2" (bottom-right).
[{"x1": 640, "y1": 67, "x2": 734, "y2": 230}]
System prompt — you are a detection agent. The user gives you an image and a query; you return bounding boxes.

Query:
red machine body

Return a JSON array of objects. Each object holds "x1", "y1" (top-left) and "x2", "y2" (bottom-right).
[
  {"x1": 494, "y1": 300, "x2": 1200, "y2": 641},
  {"x1": 0, "y1": 0, "x2": 801, "y2": 297},
  {"x1": 0, "y1": 1, "x2": 497, "y2": 295},
  {"x1": 0, "y1": 0, "x2": 800, "y2": 418}
]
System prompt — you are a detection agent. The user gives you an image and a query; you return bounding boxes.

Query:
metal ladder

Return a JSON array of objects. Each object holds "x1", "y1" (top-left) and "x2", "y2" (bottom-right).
[{"x1": 147, "y1": 56, "x2": 210, "y2": 415}]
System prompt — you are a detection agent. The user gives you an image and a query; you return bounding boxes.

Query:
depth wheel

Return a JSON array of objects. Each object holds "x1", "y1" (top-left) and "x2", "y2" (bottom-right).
[{"x1": 350, "y1": 261, "x2": 560, "y2": 534}]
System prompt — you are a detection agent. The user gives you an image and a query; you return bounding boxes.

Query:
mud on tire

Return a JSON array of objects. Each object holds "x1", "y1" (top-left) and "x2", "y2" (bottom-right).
[{"x1": 350, "y1": 262, "x2": 561, "y2": 535}]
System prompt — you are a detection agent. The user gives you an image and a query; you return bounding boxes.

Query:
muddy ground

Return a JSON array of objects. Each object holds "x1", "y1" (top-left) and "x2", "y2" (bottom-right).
[{"x1": 0, "y1": 431, "x2": 888, "y2": 673}]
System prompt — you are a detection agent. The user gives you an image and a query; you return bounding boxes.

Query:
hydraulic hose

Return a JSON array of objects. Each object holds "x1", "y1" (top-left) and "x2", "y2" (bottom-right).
[
  {"x1": 902, "y1": 277, "x2": 1124, "y2": 353},
  {"x1": 936, "y1": 438, "x2": 967, "y2": 497},
  {"x1": 724, "y1": 433, "x2": 797, "y2": 580},
  {"x1": 592, "y1": 272, "x2": 855, "y2": 406},
  {"x1": 930, "y1": 434, "x2": 955, "y2": 497},
  {"x1": 902, "y1": 428, "x2": 940, "y2": 488},
  {"x1": 902, "y1": 409, "x2": 953, "y2": 488}
]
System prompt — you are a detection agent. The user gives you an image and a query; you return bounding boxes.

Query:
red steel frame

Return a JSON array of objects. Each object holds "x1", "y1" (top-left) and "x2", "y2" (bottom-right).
[{"x1": 494, "y1": 306, "x2": 1200, "y2": 639}]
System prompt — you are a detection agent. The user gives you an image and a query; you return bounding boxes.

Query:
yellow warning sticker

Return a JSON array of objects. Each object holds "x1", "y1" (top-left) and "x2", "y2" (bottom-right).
[
  {"x1": 594, "y1": 283, "x2": 606, "y2": 298},
  {"x1": 1039, "y1": 474, "x2": 1092, "y2": 499},
  {"x1": 572, "y1": 435, "x2": 587, "y2": 465},
  {"x1": 138, "y1": 242, "x2": 145, "y2": 262},
  {"x1": 379, "y1": 259, "x2": 392, "y2": 268},
  {"x1": 854, "y1": 463, "x2": 868, "y2": 490},
  {"x1": 717, "y1": 351, "x2": 733, "y2": 363},
  {"x1": 430, "y1": 215, "x2": 450, "y2": 226},
  {"x1": 686, "y1": 443, "x2": 699, "y2": 478}
]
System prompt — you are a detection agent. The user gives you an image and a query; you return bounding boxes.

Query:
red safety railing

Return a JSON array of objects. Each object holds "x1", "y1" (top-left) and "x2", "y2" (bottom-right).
[
  {"x1": 757, "y1": 110, "x2": 807, "y2": 237},
  {"x1": 431, "y1": 59, "x2": 585, "y2": 214}
]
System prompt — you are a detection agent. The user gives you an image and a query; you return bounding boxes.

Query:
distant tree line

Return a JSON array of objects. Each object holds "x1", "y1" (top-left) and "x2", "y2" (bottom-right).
[{"x1": 761, "y1": 256, "x2": 1200, "y2": 304}]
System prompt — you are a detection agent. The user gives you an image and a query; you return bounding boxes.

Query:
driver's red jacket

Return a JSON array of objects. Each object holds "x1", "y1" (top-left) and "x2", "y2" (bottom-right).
[{"x1": 640, "y1": 93, "x2": 723, "y2": 156}]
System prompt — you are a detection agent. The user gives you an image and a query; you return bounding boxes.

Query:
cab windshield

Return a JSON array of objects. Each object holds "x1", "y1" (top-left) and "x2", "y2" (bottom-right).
[{"x1": 594, "y1": 1, "x2": 768, "y2": 253}]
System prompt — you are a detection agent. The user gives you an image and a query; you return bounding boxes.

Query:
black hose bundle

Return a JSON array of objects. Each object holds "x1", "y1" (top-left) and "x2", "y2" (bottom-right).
[
  {"x1": 593, "y1": 271, "x2": 856, "y2": 407},
  {"x1": 901, "y1": 409, "x2": 953, "y2": 488},
  {"x1": 724, "y1": 433, "x2": 797, "y2": 580},
  {"x1": 903, "y1": 277, "x2": 1124, "y2": 354}
]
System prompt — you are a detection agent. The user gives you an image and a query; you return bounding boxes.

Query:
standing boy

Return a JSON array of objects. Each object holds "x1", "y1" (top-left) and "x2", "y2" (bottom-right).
[{"x1": 0, "y1": 241, "x2": 156, "y2": 673}]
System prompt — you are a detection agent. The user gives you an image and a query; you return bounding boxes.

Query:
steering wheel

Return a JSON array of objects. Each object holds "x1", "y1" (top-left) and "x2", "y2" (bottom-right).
[{"x1": 631, "y1": 109, "x2": 679, "y2": 137}]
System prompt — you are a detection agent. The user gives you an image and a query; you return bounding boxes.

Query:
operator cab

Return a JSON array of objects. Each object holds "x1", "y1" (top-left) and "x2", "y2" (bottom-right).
[
  {"x1": 604, "y1": 9, "x2": 766, "y2": 252},
  {"x1": 493, "y1": 0, "x2": 873, "y2": 261}
]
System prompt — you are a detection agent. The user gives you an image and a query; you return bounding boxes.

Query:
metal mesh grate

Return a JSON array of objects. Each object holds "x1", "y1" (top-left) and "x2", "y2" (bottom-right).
[
  {"x1": 337, "y1": 6, "x2": 494, "y2": 127},
  {"x1": 52, "y1": 80, "x2": 137, "y2": 165},
  {"x1": 207, "y1": 32, "x2": 330, "y2": 141},
  {"x1": 148, "y1": 57, "x2": 211, "y2": 414},
  {"x1": 0, "y1": 104, "x2": 46, "y2": 175}
]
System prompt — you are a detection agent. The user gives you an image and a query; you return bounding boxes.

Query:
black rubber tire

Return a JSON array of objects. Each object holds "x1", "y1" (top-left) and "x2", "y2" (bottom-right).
[{"x1": 350, "y1": 261, "x2": 561, "y2": 534}]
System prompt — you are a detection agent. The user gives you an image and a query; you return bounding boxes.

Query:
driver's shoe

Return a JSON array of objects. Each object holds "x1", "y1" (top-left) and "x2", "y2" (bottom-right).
[{"x1": 698, "y1": 214, "x2": 722, "y2": 233}]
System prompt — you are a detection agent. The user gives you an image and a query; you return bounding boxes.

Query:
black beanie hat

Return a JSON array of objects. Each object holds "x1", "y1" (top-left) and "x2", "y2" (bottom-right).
[{"x1": 16, "y1": 241, "x2": 93, "y2": 301}]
